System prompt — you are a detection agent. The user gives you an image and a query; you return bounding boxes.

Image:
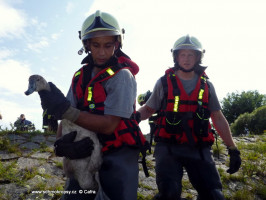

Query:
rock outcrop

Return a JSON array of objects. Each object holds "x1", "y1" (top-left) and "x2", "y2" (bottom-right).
[{"x1": 0, "y1": 132, "x2": 265, "y2": 200}]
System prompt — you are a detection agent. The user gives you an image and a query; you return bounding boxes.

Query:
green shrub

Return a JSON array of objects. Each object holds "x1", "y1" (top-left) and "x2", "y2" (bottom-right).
[
  {"x1": 0, "y1": 136, "x2": 10, "y2": 150},
  {"x1": 250, "y1": 105, "x2": 266, "y2": 134},
  {"x1": 256, "y1": 184, "x2": 266, "y2": 200},
  {"x1": 231, "y1": 113, "x2": 252, "y2": 136},
  {"x1": 231, "y1": 106, "x2": 266, "y2": 136}
]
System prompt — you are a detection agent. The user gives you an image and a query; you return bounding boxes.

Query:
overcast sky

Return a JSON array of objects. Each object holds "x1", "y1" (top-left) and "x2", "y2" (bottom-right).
[{"x1": 0, "y1": 0, "x2": 266, "y2": 133}]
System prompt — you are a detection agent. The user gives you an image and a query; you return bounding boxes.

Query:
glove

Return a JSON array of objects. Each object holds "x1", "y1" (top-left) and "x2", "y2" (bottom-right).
[
  {"x1": 227, "y1": 147, "x2": 241, "y2": 174},
  {"x1": 38, "y1": 82, "x2": 70, "y2": 120},
  {"x1": 54, "y1": 131, "x2": 94, "y2": 159}
]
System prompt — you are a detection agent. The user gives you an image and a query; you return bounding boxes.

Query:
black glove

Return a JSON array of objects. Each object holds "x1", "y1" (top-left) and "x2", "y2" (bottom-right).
[
  {"x1": 54, "y1": 131, "x2": 94, "y2": 159},
  {"x1": 227, "y1": 148, "x2": 241, "y2": 174},
  {"x1": 38, "y1": 82, "x2": 70, "y2": 120}
]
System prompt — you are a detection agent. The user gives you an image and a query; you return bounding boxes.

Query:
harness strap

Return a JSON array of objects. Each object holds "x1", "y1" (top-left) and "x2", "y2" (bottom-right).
[
  {"x1": 161, "y1": 75, "x2": 168, "y2": 97},
  {"x1": 198, "y1": 74, "x2": 207, "y2": 106},
  {"x1": 181, "y1": 112, "x2": 196, "y2": 146},
  {"x1": 82, "y1": 64, "x2": 93, "y2": 92},
  {"x1": 86, "y1": 64, "x2": 124, "y2": 108},
  {"x1": 169, "y1": 73, "x2": 180, "y2": 97},
  {"x1": 140, "y1": 151, "x2": 149, "y2": 177},
  {"x1": 167, "y1": 99, "x2": 208, "y2": 106},
  {"x1": 72, "y1": 70, "x2": 81, "y2": 98},
  {"x1": 90, "y1": 64, "x2": 122, "y2": 85},
  {"x1": 123, "y1": 119, "x2": 150, "y2": 177}
]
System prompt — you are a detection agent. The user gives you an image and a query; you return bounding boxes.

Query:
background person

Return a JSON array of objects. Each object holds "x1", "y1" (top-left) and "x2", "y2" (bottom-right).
[
  {"x1": 137, "y1": 35, "x2": 241, "y2": 200},
  {"x1": 14, "y1": 114, "x2": 34, "y2": 131}
]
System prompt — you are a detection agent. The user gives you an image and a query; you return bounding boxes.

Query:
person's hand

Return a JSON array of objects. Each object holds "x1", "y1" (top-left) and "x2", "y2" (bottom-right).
[
  {"x1": 54, "y1": 131, "x2": 94, "y2": 159},
  {"x1": 227, "y1": 147, "x2": 241, "y2": 174},
  {"x1": 38, "y1": 82, "x2": 70, "y2": 120}
]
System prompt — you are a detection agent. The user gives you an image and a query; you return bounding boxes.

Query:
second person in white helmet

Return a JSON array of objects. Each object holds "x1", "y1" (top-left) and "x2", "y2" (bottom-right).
[{"x1": 137, "y1": 35, "x2": 241, "y2": 200}]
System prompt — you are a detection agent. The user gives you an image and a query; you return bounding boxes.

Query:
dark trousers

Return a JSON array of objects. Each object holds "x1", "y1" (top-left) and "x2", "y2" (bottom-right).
[
  {"x1": 154, "y1": 142, "x2": 224, "y2": 200},
  {"x1": 61, "y1": 147, "x2": 140, "y2": 200}
]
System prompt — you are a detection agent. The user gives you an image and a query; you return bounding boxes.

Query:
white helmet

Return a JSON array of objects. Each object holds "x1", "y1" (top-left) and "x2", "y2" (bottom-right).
[
  {"x1": 79, "y1": 10, "x2": 124, "y2": 53},
  {"x1": 171, "y1": 35, "x2": 205, "y2": 62}
]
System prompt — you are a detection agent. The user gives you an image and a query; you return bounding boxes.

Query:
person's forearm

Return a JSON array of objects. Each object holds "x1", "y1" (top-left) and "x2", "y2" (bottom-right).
[
  {"x1": 74, "y1": 111, "x2": 121, "y2": 135},
  {"x1": 211, "y1": 110, "x2": 236, "y2": 148},
  {"x1": 138, "y1": 105, "x2": 156, "y2": 121}
]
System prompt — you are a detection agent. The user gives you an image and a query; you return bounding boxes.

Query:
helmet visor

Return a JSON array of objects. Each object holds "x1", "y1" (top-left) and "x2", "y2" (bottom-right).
[
  {"x1": 172, "y1": 35, "x2": 202, "y2": 52},
  {"x1": 82, "y1": 30, "x2": 120, "y2": 40}
]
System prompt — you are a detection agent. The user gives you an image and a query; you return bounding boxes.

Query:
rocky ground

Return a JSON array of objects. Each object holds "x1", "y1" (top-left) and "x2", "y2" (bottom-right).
[{"x1": 0, "y1": 133, "x2": 265, "y2": 200}]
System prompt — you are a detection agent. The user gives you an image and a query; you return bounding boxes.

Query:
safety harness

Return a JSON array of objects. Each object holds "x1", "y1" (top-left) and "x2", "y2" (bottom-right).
[
  {"x1": 72, "y1": 55, "x2": 150, "y2": 176},
  {"x1": 155, "y1": 68, "x2": 214, "y2": 146}
]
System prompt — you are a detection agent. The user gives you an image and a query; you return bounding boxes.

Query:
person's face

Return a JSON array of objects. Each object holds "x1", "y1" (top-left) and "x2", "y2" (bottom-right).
[
  {"x1": 176, "y1": 49, "x2": 199, "y2": 70},
  {"x1": 88, "y1": 36, "x2": 118, "y2": 66}
]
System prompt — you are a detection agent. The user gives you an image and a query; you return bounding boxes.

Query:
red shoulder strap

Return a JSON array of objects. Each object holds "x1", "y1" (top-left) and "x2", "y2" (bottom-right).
[{"x1": 118, "y1": 56, "x2": 139, "y2": 75}]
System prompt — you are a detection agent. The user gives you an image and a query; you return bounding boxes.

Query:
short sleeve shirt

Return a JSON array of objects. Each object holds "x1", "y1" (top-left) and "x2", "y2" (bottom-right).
[
  {"x1": 67, "y1": 68, "x2": 136, "y2": 119},
  {"x1": 146, "y1": 73, "x2": 221, "y2": 112}
]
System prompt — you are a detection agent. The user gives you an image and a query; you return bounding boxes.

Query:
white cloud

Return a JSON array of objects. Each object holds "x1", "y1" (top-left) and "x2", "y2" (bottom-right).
[
  {"x1": 0, "y1": 0, "x2": 26, "y2": 38},
  {"x1": 0, "y1": 49, "x2": 15, "y2": 59},
  {"x1": 51, "y1": 30, "x2": 63, "y2": 40},
  {"x1": 27, "y1": 37, "x2": 49, "y2": 53},
  {"x1": 66, "y1": 2, "x2": 74, "y2": 14},
  {"x1": 51, "y1": 33, "x2": 60, "y2": 40},
  {"x1": 31, "y1": 18, "x2": 38, "y2": 25},
  {"x1": 29, "y1": 17, "x2": 47, "y2": 33},
  {"x1": 0, "y1": 59, "x2": 31, "y2": 94}
]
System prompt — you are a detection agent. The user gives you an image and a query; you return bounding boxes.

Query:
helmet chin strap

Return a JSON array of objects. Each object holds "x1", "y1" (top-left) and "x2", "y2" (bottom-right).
[{"x1": 175, "y1": 63, "x2": 195, "y2": 73}]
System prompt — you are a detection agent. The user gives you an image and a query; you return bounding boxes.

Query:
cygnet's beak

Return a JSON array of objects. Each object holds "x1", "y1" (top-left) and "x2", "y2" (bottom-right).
[{"x1": 24, "y1": 80, "x2": 36, "y2": 96}]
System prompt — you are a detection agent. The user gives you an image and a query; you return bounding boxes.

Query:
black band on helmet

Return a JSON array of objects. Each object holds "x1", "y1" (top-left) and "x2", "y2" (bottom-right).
[{"x1": 83, "y1": 16, "x2": 116, "y2": 40}]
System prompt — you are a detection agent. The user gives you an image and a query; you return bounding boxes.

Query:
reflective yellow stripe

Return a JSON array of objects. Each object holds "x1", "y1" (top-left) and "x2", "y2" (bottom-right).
[
  {"x1": 75, "y1": 71, "x2": 81, "y2": 77},
  {"x1": 87, "y1": 87, "x2": 93, "y2": 101},
  {"x1": 173, "y1": 96, "x2": 179, "y2": 112},
  {"x1": 106, "y1": 68, "x2": 114, "y2": 75},
  {"x1": 201, "y1": 76, "x2": 206, "y2": 81},
  {"x1": 198, "y1": 89, "x2": 204, "y2": 100},
  {"x1": 42, "y1": 109, "x2": 47, "y2": 117}
]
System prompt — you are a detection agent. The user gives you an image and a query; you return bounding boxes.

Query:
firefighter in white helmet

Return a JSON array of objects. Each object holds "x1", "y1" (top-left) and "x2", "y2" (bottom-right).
[
  {"x1": 137, "y1": 35, "x2": 241, "y2": 200},
  {"x1": 38, "y1": 10, "x2": 149, "y2": 200}
]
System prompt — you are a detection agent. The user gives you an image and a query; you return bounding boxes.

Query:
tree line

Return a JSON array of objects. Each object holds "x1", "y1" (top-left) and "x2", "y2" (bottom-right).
[{"x1": 221, "y1": 90, "x2": 266, "y2": 136}]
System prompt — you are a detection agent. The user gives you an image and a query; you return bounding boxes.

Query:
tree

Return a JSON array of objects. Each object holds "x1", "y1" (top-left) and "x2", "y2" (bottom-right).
[
  {"x1": 221, "y1": 90, "x2": 266, "y2": 124},
  {"x1": 250, "y1": 105, "x2": 266, "y2": 134},
  {"x1": 231, "y1": 105, "x2": 266, "y2": 135}
]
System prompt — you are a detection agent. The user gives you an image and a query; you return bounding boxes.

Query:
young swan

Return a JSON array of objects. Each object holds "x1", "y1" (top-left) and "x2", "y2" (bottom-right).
[{"x1": 25, "y1": 75, "x2": 102, "y2": 190}]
